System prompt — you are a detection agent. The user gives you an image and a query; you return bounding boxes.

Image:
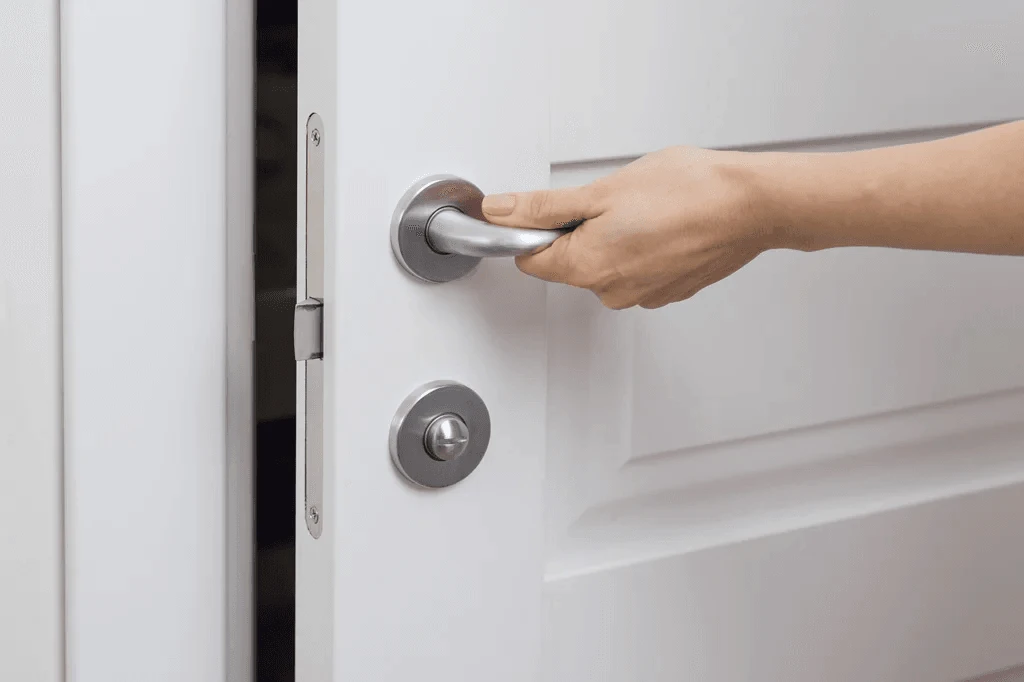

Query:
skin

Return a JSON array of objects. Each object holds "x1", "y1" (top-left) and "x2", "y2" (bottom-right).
[{"x1": 480, "y1": 120, "x2": 1024, "y2": 310}]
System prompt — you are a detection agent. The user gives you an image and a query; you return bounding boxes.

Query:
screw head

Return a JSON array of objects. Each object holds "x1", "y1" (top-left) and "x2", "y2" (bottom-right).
[
  {"x1": 308, "y1": 506, "x2": 320, "y2": 524},
  {"x1": 423, "y1": 413, "x2": 470, "y2": 462},
  {"x1": 310, "y1": 128, "x2": 321, "y2": 146}
]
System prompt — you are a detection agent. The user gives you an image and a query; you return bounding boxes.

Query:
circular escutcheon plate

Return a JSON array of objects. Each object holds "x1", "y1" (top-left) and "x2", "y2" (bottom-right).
[
  {"x1": 390, "y1": 175, "x2": 484, "y2": 283},
  {"x1": 389, "y1": 380, "x2": 491, "y2": 488}
]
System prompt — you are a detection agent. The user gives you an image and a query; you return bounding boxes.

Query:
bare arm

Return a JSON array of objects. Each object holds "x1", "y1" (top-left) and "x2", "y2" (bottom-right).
[
  {"x1": 763, "y1": 120, "x2": 1024, "y2": 255},
  {"x1": 480, "y1": 121, "x2": 1024, "y2": 309}
]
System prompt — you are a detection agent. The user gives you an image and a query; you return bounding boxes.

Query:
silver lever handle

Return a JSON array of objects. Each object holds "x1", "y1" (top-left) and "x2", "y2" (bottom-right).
[
  {"x1": 426, "y1": 208, "x2": 571, "y2": 258},
  {"x1": 391, "y1": 174, "x2": 577, "y2": 283}
]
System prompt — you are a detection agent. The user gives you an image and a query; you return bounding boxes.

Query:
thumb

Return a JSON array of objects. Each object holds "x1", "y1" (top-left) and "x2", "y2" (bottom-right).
[{"x1": 481, "y1": 185, "x2": 601, "y2": 229}]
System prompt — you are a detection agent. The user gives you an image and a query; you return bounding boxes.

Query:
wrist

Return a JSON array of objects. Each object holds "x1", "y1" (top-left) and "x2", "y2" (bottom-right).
[{"x1": 735, "y1": 151, "x2": 854, "y2": 252}]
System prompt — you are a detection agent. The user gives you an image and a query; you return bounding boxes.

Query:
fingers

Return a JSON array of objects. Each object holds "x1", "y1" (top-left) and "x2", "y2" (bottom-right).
[
  {"x1": 514, "y1": 225, "x2": 637, "y2": 306},
  {"x1": 515, "y1": 232, "x2": 686, "y2": 310},
  {"x1": 514, "y1": 232, "x2": 582, "y2": 284},
  {"x1": 481, "y1": 184, "x2": 603, "y2": 229}
]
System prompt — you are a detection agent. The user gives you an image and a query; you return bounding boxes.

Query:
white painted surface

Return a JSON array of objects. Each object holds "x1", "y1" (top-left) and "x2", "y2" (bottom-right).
[
  {"x1": 552, "y1": 0, "x2": 1024, "y2": 160},
  {"x1": 298, "y1": 0, "x2": 1024, "y2": 679},
  {"x1": 0, "y1": 2, "x2": 64, "y2": 680},
  {"x1": 298, "y1": 0, "x2": 548, "y2": 680},
  {"x1": 543, "y1": 484, "x2": 1024, "y2": 682},
  {"x1": 61, "y1": 1, "x2": 240, "y2": 680}
]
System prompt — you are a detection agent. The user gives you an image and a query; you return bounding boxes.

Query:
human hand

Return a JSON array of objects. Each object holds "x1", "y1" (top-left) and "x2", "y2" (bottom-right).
[{"x1": 481, "y1": 146, "x2": 779, "y2": 309}]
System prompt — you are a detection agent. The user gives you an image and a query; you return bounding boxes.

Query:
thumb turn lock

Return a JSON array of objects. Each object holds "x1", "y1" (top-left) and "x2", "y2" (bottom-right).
[{"x1": 389, "y1": 381, "x2": 491, "y2": 488}]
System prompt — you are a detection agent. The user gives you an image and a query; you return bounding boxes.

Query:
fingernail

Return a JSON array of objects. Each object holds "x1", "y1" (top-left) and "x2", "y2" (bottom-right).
[{"x1": 482, "y1": 193, "x2": 516, "y2": 216}]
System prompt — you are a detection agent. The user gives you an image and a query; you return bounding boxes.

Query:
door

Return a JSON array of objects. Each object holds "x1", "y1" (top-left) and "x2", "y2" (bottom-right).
[{"x1": 295, "y1": 0, "x2": 1024, "y2": 680}]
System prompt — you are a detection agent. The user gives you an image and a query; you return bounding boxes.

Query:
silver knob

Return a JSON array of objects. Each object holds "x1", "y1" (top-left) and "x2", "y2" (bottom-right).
[
  {"x1": 391, "y1": 175, "x2": 578, "y2": 283},
  {"x1": 424, "y1": 413, "x2": 470, "y2": 461}
]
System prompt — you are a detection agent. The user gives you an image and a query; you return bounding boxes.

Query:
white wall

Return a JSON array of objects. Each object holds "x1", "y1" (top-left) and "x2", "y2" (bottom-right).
[{"x1": 0, "y1": 1, "x2": 65, "y2": 681}]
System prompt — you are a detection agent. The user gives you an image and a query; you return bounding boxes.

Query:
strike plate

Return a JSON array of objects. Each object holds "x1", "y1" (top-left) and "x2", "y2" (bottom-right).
[{"x1": 300, "y1": 113, "x2": 325, "y2": 539}]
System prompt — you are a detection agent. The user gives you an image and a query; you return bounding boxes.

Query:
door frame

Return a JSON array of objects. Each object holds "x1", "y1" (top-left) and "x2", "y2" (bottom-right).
[
  {"x1": 1, "y1": 2, "x2": 63, "y2": 681},
  {"x1": 59, "y1": 1, "x2": 254, "y2": 680}
]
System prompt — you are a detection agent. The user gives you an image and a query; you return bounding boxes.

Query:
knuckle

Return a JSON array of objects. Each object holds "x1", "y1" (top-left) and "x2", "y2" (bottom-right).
[
  {"x1": 675, "y1": 289, "x2": 697, "y2": 303},
  {"x1": 515, "y1": 255, "x2": 550, "y2": 281},
  {"x1": 587, "y1": 179, "x2": 614, "y2": 206},
  {"x1": 599, "y1": 292, "x2": 636, "y2": 310},
  {"x1": 567, "y1": 253, "x2": 607, "y2": 291},
  {"x1": 527, "y1": 191, "x2": 552, "y2": 220},
  {"x1": 567, "y1": 260, "x2": 596, "y2": 289},
  {"x1": 548, "y1": 235, "x2": 590, "y2": 287}
]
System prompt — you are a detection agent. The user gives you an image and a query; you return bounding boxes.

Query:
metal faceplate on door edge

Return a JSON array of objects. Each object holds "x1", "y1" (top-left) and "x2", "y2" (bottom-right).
[{"x1": 298, "y1": 113, "x2": 325, "y2": 539}]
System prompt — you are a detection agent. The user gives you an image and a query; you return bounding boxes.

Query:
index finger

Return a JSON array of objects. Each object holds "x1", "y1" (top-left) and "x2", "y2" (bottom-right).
[{"x1": 480, "y1": 184, "x2": 603, "y2": 230}]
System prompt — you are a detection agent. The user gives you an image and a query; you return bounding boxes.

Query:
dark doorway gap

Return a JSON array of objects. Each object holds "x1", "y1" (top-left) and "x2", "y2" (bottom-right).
[{"x1": 255, "y1": 0, "x2": 297, "y2": 680}]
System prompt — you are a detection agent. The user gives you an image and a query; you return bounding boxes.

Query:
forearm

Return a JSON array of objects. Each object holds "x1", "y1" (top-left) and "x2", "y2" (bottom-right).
[
  {"x1": 749, "y1": 121, "x2": 1024, "y2": 254},
  {"x1": 480, "y1": 122, "x2": 1024, "y2": 308}
]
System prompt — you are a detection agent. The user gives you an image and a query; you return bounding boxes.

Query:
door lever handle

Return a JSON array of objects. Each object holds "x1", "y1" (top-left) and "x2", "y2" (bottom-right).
[
  {"x1": 426, "y1": 208, "x2": 573, "y2": 258},
  {"x1": 391, "y1": 175, "x2": 578, "y2": 283}
]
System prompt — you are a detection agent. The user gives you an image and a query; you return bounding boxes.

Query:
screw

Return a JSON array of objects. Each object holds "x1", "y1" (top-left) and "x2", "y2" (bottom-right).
[
  {"x1": 310, "y1": 129, "x2": 321, "y2": 146},
  {"x1": 308, "y1": 506, "x2": 320, "y2": 524}
]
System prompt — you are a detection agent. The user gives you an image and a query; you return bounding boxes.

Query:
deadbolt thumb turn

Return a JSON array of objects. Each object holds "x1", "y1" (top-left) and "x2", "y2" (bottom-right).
[
  {"x1": 390, "y1": 381, "x2": 491, "y2": 488},
  {"x1": 391, "y1": 175, "x2": 576, "y2": 283}
]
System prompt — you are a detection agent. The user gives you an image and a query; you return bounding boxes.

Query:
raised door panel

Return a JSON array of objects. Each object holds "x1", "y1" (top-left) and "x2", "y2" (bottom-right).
[
  {"x1": 552, "y1": 0, "x2": 1024, "y2": 161},
  {"x1": 542, "y1": 148, "x2": 1024, "y2": 680},
  {"x1": 542, "y1": 3, "x2": 1024, "y2": 670},
  {"x1": 542, "y1": 483, "x2": 1024, "y2": 681},
  {"x1": 544, "y1": 143, "x2": 1024, "y2": 572}
]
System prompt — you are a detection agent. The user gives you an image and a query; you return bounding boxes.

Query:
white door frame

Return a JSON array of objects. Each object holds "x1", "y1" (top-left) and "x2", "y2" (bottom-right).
[
  {"x1": 56, "y1": 1, "x2": 252, "y2": 680},
  {"x1": 1, "y1": 2, "x2": 63, "y2": 681}
]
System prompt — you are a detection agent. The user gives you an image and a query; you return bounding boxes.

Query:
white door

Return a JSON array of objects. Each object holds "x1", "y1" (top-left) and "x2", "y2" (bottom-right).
[{"x1": 295, "y1": 0, "x2": 1024, "y2": 680}]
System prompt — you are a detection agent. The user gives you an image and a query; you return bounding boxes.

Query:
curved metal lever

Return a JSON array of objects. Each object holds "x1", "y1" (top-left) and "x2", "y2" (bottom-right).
[
  {"x1": 391, "y1": 174, "x2": 577, "y2": 283},
  {"x1": 426, "y1": 208, "x2": 571, "y2": 258}
]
